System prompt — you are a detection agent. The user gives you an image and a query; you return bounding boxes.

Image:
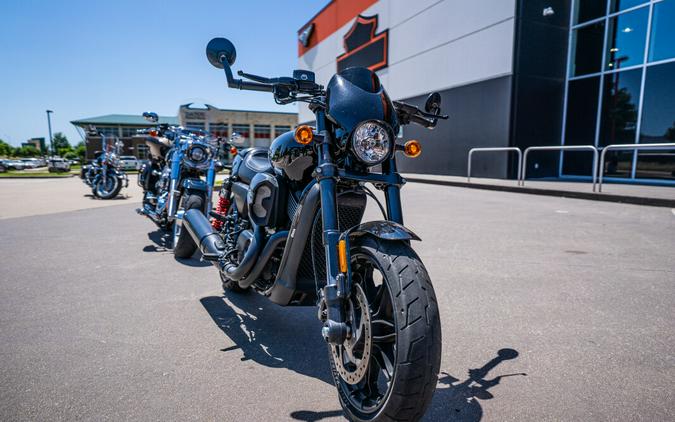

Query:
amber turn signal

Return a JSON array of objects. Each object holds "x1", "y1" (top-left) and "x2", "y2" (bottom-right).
[
  {"x1": 229, "y1": 146, "x2": 238, "y2": 156},
  {"x1": 338, "y1": 239, "x2": 348, "y2": 273},
  {"x1": 149, "y1": 130, "x2": 158, "y2": 137},
  {"x1": 294, "y1": 125, "x2": 314, "y2": 145},
  {"x1": 404, "y1": 140, "x2": 422, "y2": 158}
]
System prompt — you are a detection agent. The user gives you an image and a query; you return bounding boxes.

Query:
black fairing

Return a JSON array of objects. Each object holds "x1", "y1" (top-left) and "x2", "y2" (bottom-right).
[
  {"x1": 269, "y1": 130, "x2": 316, "y2": 183},
  {"x1": 326, "y1": 67, "x2": 398, "y2": 135}
]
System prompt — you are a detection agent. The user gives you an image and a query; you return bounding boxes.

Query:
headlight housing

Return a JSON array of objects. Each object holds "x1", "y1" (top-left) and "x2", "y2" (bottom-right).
[
  {"x1": 183, "y1": 141, "x2": 212, "y2": 169},
  {"x1": 351, "y1": 120, "x2": 392, "y2": 165}
]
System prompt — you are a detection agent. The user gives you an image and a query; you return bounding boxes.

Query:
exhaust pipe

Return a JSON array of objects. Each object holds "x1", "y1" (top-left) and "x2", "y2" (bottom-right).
[
  {"x1": 238, "y1": 230, "x2": 288, "y2": 289},
  {"x1": 183, "y1": 210, "x2": 288, "y2": 287},
  {"x1": 183, "y1": 209, "x2": 226, "y2": 261}
]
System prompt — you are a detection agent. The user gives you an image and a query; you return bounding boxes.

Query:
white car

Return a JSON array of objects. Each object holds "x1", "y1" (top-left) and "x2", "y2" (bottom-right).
[
  {"x1": 48, "y1": 157, "x2": 71, "y2": 173},
  {"x1": 119, "y1": 155, "x2": 139, "y2": 171},
  {"x1": 20, "y1": 158, "x2": 42, "y2": 168}
]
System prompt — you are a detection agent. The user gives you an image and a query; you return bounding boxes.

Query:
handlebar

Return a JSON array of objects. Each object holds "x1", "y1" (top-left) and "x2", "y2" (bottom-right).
[{"x1": 393, "y1": 101, "x2": 449, "y2": 129}]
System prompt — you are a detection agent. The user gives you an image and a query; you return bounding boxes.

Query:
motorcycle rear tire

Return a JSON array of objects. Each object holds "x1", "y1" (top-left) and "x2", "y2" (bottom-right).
[{"x1": 173, "y1": 193, "x2": 204, "y2": 258}]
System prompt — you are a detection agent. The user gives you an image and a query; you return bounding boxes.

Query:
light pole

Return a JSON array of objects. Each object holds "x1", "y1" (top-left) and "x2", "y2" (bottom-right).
[{"x1": 46, "y1": 110, "x2": 54, "y2": 157}]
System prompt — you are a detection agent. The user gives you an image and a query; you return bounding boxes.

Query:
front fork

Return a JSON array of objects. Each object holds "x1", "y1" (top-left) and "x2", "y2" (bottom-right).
[
  {"x1": 316, "y1": 113, "x2": 404, "y2": 345},
  {"x1": 167, "y1": 153, "x2": 181, "y2": 220}
]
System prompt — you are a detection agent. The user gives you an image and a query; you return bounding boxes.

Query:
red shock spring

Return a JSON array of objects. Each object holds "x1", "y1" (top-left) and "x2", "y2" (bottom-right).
[{"x1": 211, "y1": 194, "x2": 230, "y2": 230}]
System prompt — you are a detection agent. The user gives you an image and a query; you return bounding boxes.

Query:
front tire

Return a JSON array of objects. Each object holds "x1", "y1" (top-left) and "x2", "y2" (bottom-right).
[
  {"x1": 173, "y1": 193, "x2": 204, "y2": 258},
  {"x1": 330, "y1": 236, "x2": 441, "y2": 422},
  {"x1": 93, "y1": 175, "x2": 122, "y2": 199}
]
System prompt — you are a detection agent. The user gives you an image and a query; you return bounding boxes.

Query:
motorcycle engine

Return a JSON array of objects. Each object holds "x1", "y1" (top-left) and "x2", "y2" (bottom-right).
[{"x1": 157, "y1": 167, "x2": 171, "y2": 192}]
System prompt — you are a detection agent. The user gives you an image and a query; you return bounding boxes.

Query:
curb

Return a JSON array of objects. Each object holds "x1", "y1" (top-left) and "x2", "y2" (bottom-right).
[
  {"x1": 0, "y1": 174, "x2": 76, "y2": 179},
  {"x1": 405, "y1": 177, "x2": 675, "y2": 208}
]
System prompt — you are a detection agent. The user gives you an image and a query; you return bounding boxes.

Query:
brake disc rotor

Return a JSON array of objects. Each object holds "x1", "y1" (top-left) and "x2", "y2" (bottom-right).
[{"x1": 330, "y1": 283, "x2": 372, "y2": 385}]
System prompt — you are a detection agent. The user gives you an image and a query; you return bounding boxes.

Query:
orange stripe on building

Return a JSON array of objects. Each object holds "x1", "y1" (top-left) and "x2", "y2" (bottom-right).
[{"x1": 298, "y1": 0, "x2": 378, "y2": 56}]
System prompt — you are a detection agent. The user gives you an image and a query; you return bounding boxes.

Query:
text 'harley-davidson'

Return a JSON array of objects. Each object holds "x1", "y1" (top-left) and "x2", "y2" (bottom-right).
[
  {"x1": 136, "y1": 112, "x2": 223, "y2": 259},
  {"x1": 183, "y1": 37, "x2": 448, "y2": 421}
]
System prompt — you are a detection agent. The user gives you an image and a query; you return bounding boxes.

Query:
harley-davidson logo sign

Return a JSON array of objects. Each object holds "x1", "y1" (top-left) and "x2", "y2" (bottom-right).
[{"x1": 336, "y1": 14, "x2": 388, "y2": 73}]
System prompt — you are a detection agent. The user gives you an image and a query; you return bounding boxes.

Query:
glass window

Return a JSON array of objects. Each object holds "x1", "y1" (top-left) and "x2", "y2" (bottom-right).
[
  {"x1": 599, "y1": 68, "x2": 642, "y2": 146},
  {"x1": 97, "y1": 127, "x2": 119, "y2": 137},
  {"x1": 640, "y1": 61, "x2": 675, "y2": 143},
  {"x1": 253, "y1": 125, "x2": 271, "y2": 147},
  {"x1": 610, "y1": 0, "x2": 648, "y2": 13},
  {"x1": 274, "y1": 125, "x2": 292, "y2": 138},
  {"x1": 209, "y1": 123, "x2": 228, "y2": 137},
  {"x1": 121, "y1": 127, "x2": 139, "y2": 137},
  {"x1": 648, "y1": 0, "x2": 675, "y2": 62},
  {"x1": 570, "y1": 22, "x2": 605, "y2": 76},
  {"x1": 184, "y1": 121, "x2": 205, "y2": 131},
  {"x1": 605, "y1": 7, "x2": 648, "y2": 70},
  {"x1": 231, "y1": 124, "x2": 250, "y2": 144},
  {"x1": 574, "y1": 0, "x2": 607, "y2": 24},
  {"x1": 598, "y1": 68, "x2": 642, "y2": 178},
  {"x1": 254, "y1": 125, "x2": 271, "y2": 139},
  {"x1": 563, "y1": 77, "x2": 600, "y2": 175},
  {"x1": 136, "y1": 144, "x2": 149, "y2": 160}
]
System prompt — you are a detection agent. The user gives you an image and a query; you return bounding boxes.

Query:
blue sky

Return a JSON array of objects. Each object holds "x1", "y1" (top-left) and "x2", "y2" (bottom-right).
[{"x1": 0, "y1": 0, "x2": 323, "y2": 146}]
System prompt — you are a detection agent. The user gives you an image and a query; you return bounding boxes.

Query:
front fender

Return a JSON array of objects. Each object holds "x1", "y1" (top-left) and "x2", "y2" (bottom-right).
[{"x1": 341, "y1": 220, "x2": 421, "y2": 242}]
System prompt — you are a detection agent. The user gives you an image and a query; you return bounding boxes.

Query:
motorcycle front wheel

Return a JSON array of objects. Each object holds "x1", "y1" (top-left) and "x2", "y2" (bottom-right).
[
  {"x1": 93, "y1": 176, "x2": 122, "y2": 199},
  {"x1": 173, "y1": 192, "x2": 204, "y2": 258},
  {"x1": 329, "y1": 236, "x2": 441, "y2": 422}
]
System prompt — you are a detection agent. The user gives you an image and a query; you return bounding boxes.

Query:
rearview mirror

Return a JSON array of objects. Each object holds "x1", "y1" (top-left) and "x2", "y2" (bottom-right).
[
  {"x1": 143, "y1": 112, "x2": 158, "y2": 123},
  {"x1": 206, "y1": 38, "x2": 237, "y2": 69},
  {"x1": 424, "y1": 92, "x2": 442, "y2": 116}
]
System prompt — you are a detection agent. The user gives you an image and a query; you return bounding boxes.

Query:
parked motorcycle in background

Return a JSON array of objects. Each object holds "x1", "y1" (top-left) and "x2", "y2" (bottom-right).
[
  {"x1": 136, "y1": 112, "x2": 223, "y2": 258},
  {"x1": 183, "y1": 38, "x2": 448, "y2": 421},
  {"x1": 80, "y1": 126, "x2": 128, "y2": 199}
]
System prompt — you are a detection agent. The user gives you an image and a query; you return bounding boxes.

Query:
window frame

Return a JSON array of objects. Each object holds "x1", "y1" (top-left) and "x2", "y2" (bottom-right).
[{"x1": 561, "y1": 0, "x2": 675, "y2": 182}]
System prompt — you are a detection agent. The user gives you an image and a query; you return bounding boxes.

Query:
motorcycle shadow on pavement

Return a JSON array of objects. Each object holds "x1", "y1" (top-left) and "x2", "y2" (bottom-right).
[
  {"x1": 289, "y1": 348, "x2": 526, "y2": 422},
  {"x1": 143, "y1": 229, "x2": 211, "y2": 266},
  {"x1": 424, "y1": 348, "x2": 526, "y2": 421},
  {"x1": 200, "y1": 292, "x2": 333, "y2": 385},
  {"x1": 83, "y1": 193, "x2": 129, "y2": 200},
  {"x1": 143, "y1": 229, "x2": 171, "y2": 253}
]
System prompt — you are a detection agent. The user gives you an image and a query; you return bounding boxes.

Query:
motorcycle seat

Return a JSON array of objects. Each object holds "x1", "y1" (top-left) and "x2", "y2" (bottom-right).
[{"x1": 238, "y1": 148, "x2": 273, "y2": 184}]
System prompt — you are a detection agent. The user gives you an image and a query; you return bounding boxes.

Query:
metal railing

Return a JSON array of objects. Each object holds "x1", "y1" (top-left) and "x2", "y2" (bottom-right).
[
  {"x1": 521, "y1": 145, "x2": 599, "y2": 191},
  {"x1": 467, "y1": 147, "x2": 522, "y2": 184},
  {"x1": 598, "y1": 143, "x2": 675, "y2": 192}
]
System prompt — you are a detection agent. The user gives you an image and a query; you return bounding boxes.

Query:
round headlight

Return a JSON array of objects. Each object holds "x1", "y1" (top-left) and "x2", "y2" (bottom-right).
[
  {"x1": 189, "y1": 145, "x2": 207, "y2": 162},
  {"x1": 351, "y1": 121, "x2": 392, "y2": 165}
]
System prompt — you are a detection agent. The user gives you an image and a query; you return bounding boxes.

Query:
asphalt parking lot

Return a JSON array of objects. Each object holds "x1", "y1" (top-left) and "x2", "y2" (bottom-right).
[{"x1": 1, "y1": 179, "x2": 674, "y2": 421}]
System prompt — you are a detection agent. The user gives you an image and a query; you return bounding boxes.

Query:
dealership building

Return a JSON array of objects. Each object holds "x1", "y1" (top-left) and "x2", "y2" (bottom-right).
[
  {"x1": 71, "y1": 106, "x2": 297, "y2": 161},
  {"x1": 297, "y1": 0, "x2": 675, "y2": 183}
]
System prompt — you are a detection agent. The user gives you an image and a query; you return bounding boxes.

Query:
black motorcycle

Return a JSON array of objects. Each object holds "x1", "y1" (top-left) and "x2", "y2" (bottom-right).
[{"x1": 183, "y1": 38, "x2": 448, "y2": 421}]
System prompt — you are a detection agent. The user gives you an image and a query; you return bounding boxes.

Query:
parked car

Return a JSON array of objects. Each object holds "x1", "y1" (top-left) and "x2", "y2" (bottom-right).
[
  {"x1": 0, "y1": 159, "x2": 26, "y2": 170},
  {"x1": 48, "y1": 157, "x2": 71, "y2": 173},
  {"x1": 118, "y1": 155, "x2": 139, "y2": 171},
  {"x1": 20, "y1": 158, "x2": 41, "y2": 169},
  {"x1": 0, "y1": 161, "x2": 6, "y2": 172}
]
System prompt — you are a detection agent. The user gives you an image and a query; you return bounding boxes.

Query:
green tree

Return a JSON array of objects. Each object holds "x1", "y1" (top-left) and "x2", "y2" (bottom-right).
[
  {"x1": 63, "y1": 151, "x2": 78, "y2": 160},
  {"x1": 52, "y1": 132, "x2": 70, "y2": 155},
  {"x1": 14, "y1": 146, "x2": 41, "y2": 157},
  {"x1": 74, "y1": 142, "x2": 86, "y2": 162},
  {"x1": 0, "y1": 139, "x2": 13, "y2": 157}
]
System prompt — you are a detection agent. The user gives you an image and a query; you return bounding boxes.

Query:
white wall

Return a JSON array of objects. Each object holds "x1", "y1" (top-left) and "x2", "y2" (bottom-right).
[{"x1": 298, "y1": 0, "x2": 516, "y2": 123}]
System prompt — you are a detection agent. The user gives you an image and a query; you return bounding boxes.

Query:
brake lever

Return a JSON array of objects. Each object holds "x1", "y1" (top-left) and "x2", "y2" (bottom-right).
[{"x1": 237, "y1": 70, "x2": 272, "y2": 84}]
